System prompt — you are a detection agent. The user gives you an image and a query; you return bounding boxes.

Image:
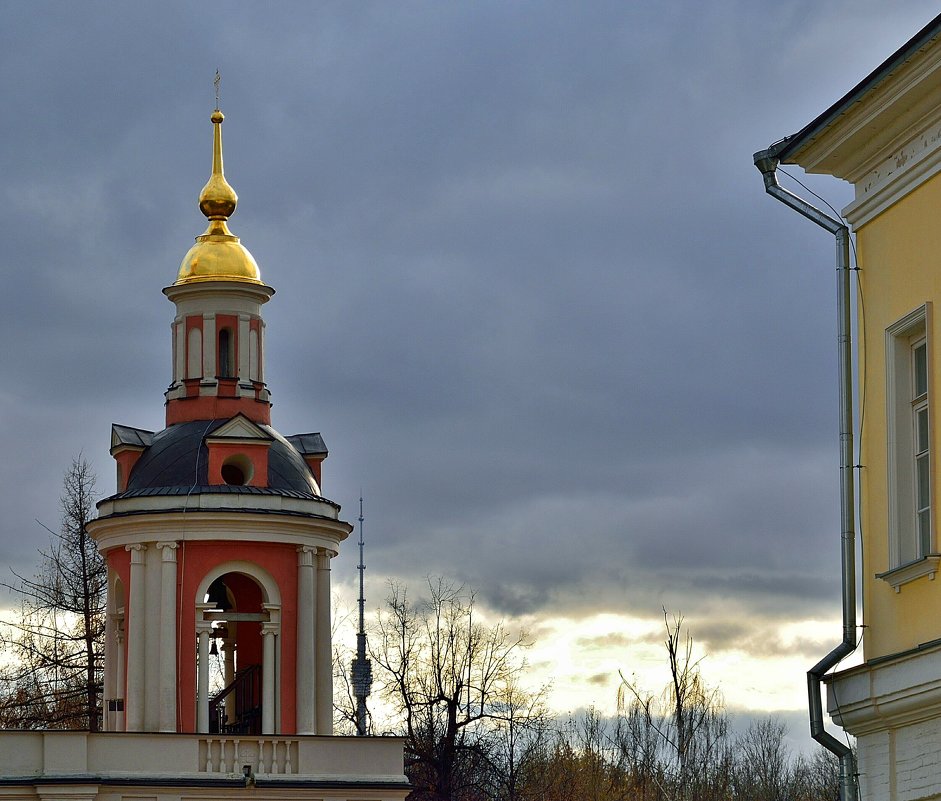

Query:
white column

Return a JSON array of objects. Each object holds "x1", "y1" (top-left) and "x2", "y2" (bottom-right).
[
  {"x1": 103, "y1": 581, "x2": 115, "y2": 731},
  {"x1": 315, "y1": 550, "x2": 333, "y2": 735},
  {"x1": 196, "y1": 617, "x2": 212, "y2": 734},
  {"x1": 259, "y1": 320, "x2": 266, "y2": 384},
  {"x1": 296, "y1": 546, "x2": 317, "y2": 734},
  {"x1": 261, "y1": 623, "x2": 277, "y2": 735},
  {"x1": 222, "y1": 640, "x2": 236, "y2": 727},
  {"x1": 156, "y1": 542, "x2": 178, "y2": 732},
  {"x1": 115, "y1": 619, "x2": 125, "y2": 731},
  {"x1": 125, "y1": 544, "x2": 147, "y2": 732}
]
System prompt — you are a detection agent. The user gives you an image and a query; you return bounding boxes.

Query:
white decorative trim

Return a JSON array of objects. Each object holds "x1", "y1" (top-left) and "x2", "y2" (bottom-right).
[
  {"x1": 828, "y1": 641, "x2": 941, "y2": 735},
  {"x1": 791, "y1": 41, "x2": 941, "y2": 179},
  {"x1": 784, "y1": 39, "x2": 941, "y2": 229},
  {"x1": 845, "y1": 122, "x2": 941, "y2": 228},
  {"x1": 195, "y1": 560, "x2": 283, "y2": 607},
  {"x1": 207, "y1": 414, "x2": 271, "y2": 441},
  {"x1": 89, "y1": 507, "x2": 349, "y2": 558},
  {"x1": 95, "y1": 490, "x2": 339, "y2": 519},
  {"x1": 876, "y1": 555, "x2": 941, "y2": 591},
  {"x1": 156, "y1": 540, "x2": 179, "y2": 561},
  {"x1": 125, "y1": 542, "x2": 146, "y2": 563},
  {"x1": 884, "y1": 304, "x2": 931, "y2": 569},
  {"x1": 163, "y1": 279, "x2": 274, "y2": 308}
]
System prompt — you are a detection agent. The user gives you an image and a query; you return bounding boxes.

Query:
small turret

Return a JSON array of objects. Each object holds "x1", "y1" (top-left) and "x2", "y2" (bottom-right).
[{"x1": 163, "y1": 107, "x2": 274, "y2": 426}]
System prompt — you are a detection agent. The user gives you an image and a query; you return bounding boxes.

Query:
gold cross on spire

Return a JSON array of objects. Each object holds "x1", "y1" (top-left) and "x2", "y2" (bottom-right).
[{"x1": 214, "y1": 69, "x2": 221, "y2": 110}]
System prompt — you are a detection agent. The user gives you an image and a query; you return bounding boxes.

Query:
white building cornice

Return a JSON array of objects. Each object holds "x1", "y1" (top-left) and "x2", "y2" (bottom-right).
[
  {"x1": 88, "y1": 508, "x2": 351, "y2": 555},
  {"x1": 827, "y1": 641, "x2": 941, "y2": 735},
  {"x1": 783, "y1": 37, "x2": 941, "y2": 229}
]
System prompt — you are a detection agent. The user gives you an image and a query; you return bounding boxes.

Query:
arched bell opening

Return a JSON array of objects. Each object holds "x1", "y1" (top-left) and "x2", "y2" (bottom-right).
[{"x1": 195, "y1": 563, "x2": 281, "y2": 735}]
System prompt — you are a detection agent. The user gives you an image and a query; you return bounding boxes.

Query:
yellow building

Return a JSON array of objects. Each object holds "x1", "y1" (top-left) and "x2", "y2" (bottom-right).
[{"x1": 758, "y1": 12, "x2": 941, "y2": 801}]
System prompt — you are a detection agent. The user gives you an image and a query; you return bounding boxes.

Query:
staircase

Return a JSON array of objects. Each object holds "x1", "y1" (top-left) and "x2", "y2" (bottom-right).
[{"x1": 209, "y1": 664, "x2": 262, "y2": 735}]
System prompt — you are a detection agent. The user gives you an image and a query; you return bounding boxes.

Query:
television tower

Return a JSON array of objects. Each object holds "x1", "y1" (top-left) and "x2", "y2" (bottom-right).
[{"x1": 350, "y1": 495, "x2": 372, "y2": 735}]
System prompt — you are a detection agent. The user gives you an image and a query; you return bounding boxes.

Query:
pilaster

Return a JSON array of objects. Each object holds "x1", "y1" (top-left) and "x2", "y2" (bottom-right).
[
  {"x1": 296, "y1": 546, "x2": 317, "y2": 734},
  {"x1": 315, "y1": 550, "x2": 333, "y2": 735},
  {"x1": 156, "y1": 541, "x2": 179, "y2": 732},
  {"x1": 124, "y1": 543, "x2": 147, "y2": 732}
]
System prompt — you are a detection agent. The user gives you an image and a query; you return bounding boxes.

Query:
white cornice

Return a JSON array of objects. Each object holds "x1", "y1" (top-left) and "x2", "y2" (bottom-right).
[
  {"x1": 843, "y1": 112, "x2": 941, "y2": 228},
  {"x1": 87, "y1": 509, "x2": 351, "y2": 555},
  {"x1": 163, "y1": 280, "x2": 274, "y2": 306},
  {"x1": 827, "y1": 642, "x2": 941, "y2": 735},
  {"x1": 789, "y1": 41, "x2": 941, "y2": 179},
  {"x1": 784, "y1": 37, "x2": 941, "y2": 228},
  {"x1": 95, "y1": 491, "x2": 338, "y2": 518}
]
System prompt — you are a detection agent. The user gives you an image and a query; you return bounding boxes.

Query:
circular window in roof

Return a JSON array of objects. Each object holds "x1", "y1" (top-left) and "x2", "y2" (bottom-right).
[{"x1": 221, "y1": 454, "x2": 254, "y2": 486}]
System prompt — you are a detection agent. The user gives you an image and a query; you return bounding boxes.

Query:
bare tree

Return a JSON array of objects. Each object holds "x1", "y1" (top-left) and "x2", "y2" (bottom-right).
[
  {"x1": 0, "y1": 457, "x2": 105, "y2": 730},
  {"x1": 733, "y1": 717, "x2": 795, "y2": 801},
  {"x1": 791, "y1": 744, "x2": 842, "y2": 801},
  {"x1": 485, "y1": 674, "x2": 552, "y2": 801},
  {"x1": 617, "y1": 611, "x2": 734, "y2": 801},
  {"x1": 371, "y1": 578, "x2": 540, "y2": 801}
]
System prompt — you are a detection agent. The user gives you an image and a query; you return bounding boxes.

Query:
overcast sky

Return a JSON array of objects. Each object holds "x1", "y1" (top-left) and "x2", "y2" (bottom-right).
[{"x1": 1, "y1": 0, "x2": 938, "y2": 747}]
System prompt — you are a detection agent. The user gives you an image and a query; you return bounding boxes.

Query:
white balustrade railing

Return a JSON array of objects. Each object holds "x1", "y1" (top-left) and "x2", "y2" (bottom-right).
[{"x1": 199, "y1": 736, "x2": 299, "y2": 774}]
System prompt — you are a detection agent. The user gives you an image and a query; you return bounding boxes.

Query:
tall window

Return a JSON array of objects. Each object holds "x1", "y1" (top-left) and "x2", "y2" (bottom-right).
[
  {"x1": 913, "y1": 337, "x2": 930, "y2": 558},
  {"x1": 218, "y1": 329, "x2": 233, "y2": 378},
  {"x1": 883, "y1": 304, "x2": 933, "y2": 580}
]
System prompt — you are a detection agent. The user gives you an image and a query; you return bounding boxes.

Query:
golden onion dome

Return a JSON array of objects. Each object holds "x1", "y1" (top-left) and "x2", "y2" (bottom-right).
[{"x1": 175, "y1": 108, "x2": 264, "y2": 285}]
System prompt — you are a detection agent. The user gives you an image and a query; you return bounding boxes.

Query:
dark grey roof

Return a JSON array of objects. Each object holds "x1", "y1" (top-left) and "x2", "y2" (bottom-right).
[
  {"x1": 286, "y1": 432, "x2": 327, "y2": 457},
  {"x1": 120, "y1": 419, "x2": 320, "y2": 496},
  {"x1": 112, "y1": 424, "x2": 154, "y2": 449},
  {"x1": 104, "y1": 485, "x2": 340, "y2": 513},
  {"x1": 115, "y1": 485, "x2": 321, "y2": 499}
]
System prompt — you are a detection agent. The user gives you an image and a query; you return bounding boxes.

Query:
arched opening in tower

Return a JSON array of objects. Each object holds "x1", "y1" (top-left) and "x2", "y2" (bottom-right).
[{"x1": 202, "y1": 572, "x2": 266, "y2": 735}]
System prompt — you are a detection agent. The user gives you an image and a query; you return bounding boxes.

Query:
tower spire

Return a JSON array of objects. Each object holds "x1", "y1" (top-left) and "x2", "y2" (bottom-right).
[
  {"x1": 198, "y1": 103, "x2": 238, "y2": 223},
  {"x1": 165, "y1": 99, "x2": 272, "y2": 425},
  {"x1": 172, "y1": 100, "x2": 264, "y2": 288},
  {"x1": 350, "y1": 494, "x2": 372, "y2": 735}
]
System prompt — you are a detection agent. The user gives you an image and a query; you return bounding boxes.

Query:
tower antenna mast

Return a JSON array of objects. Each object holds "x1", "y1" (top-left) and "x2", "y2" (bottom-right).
[{"x1": 350, "y1": 494, "x2": 372, "y2": 735}]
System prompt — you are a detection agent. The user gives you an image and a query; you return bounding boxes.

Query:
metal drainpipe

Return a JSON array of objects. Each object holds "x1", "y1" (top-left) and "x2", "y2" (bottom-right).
[{"x1": 753, "y1": 148, "x2": 858, "y2": 801}]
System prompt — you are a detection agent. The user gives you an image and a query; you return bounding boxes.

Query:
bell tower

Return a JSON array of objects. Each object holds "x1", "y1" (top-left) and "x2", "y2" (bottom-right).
[
  {"x1": 163, "y1": 108, "x2": 273, "y2": 427},
  {"x1": 89, "y1": 106, "x2": 346, "y2": 736}
]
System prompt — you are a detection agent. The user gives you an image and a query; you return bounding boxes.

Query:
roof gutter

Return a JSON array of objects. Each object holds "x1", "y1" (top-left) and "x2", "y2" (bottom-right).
[{"x1": 753, "y1": 149, "x2": 858, "y2": 801}]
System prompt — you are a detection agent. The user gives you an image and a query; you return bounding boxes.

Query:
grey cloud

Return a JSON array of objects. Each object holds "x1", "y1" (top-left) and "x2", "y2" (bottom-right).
[
  {"x1": 2, "y1": 2, "x2": 938, "y2": 703},
  {"x1": 576, "y1": 633, "x2": 632, "y2": 650},
  {"x1": 585, "y1": 672, "x2": 612, "y2": 688}
]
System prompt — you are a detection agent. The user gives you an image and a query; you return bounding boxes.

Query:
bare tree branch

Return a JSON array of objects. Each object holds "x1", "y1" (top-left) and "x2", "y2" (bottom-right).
[{"x1": 0, "y1": 457, "x2": 104, "y2": 730}]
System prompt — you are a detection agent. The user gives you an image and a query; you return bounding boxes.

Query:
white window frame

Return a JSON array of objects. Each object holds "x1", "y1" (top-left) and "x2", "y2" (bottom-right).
[{"x1": 880, "y1": 303, "x2": 940, "y2": 590}]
